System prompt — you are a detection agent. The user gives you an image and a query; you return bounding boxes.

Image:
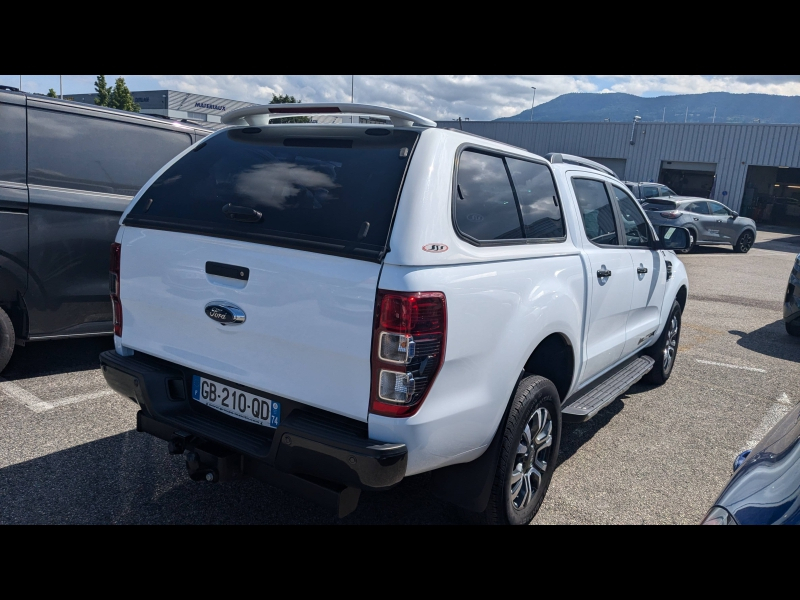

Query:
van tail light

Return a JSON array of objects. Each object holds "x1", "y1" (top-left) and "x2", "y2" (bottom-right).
[
  {"x1": 660, "y1": 210, "x2": 681, "y2": 219},
  {"x1": 110, "y1": 242, "x2": 122, "y2": 336},
  {"x1": 369, "y1": 290, "x2": 446, "y2": 418}
]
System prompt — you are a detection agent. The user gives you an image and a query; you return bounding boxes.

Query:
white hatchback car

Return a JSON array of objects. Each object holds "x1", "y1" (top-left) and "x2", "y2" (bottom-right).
[{"x1": 100, "y1": 103, "x2": 691, "y2": 524}]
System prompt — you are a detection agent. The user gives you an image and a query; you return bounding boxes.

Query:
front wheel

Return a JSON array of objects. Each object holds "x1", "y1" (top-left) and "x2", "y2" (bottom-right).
[
  {"x1": 644, "y1": 300, "x2": 682, "y2": 385},
  {"x1": 787, "y1": 319, "x2": 800, "y2": 337},
  {"x1": 470, "y1": 375, "x2": 562, "y2": 525},
  {"x1": 734, "y1": 230, "x2": 754, "y2": 253}
]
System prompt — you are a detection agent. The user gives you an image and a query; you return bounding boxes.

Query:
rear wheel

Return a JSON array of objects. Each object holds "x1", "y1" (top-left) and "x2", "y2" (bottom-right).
[
  {"x1": 465, "y1": 375, "x2": 561, "y2": 525},
  {"x1": 734, "y1": 230, "x2": 754, "y2": 253},
  {"x1": 0, "y1": 307, "x2": 15, "y2": 373},
  {"x1": 644, "y1": 300, "x2": 681, "y2": 385}
]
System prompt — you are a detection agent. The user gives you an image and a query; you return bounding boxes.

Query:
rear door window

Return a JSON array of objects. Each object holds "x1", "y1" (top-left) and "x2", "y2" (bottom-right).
[
  {"x1": 124, "y1": 127, "x2": 420, "y2": 261},
  {"x1": 455, "y1": 150, "x2": 523, "y2": 241},
  {"x1": 0, "y1": 101, "x2": 26, "y2": 183}
]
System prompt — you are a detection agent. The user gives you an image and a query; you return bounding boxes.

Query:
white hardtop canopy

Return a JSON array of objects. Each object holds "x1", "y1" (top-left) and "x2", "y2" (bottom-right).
[{"x1": 221, "y1": 102, "x2": 437, "y2": 128}]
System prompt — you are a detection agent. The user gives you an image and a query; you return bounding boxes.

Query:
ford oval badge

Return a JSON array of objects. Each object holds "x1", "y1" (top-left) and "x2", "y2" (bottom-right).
[{"x1": 205, "y1": 301, "x2": 246, "y2": 326}]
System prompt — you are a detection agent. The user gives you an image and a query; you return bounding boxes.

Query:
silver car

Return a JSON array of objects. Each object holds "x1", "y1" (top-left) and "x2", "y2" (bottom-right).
[{"x1": 642, "y1": 197, "x2": 757, "y2": 254}]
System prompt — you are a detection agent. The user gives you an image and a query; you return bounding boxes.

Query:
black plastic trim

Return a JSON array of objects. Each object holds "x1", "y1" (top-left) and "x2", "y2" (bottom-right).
[
  {"x1": 205, "y1": 261, "x2": 249, "y2": 281},
  {"x1": 100, "y1": 350, "x2": 407, "y2": 491}
]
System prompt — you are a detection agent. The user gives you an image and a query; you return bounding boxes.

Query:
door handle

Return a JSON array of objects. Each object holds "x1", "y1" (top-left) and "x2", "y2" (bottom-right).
[
  {"x1": 637, "y1": 267, "x2": 648, "y2": 274},
  {"x1": 597, "y1": 269, "x2": 612, "y2": 278},
  {"x1": 693, "y1": 217, "x2": 699, "y2": 221}
]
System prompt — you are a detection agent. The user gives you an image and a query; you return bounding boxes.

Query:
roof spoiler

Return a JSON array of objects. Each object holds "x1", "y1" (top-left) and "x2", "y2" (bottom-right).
[
  {"x1": 221, "y1": 103, "x2": 437, "y2": 128},
  {"x1": 545, "y1": 153, "x2": 618, "y2": 179}
]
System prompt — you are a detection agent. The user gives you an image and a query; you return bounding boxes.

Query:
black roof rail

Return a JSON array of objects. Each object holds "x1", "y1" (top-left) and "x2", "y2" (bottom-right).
[{"x1": 545, "y1": 153, "x2": 618, "y2": 179}]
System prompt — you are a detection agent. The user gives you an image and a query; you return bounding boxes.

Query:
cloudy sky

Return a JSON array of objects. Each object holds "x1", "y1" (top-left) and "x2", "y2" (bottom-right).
[{"x1": 3, "y1": 75, "x2": 799, "y2": 121}]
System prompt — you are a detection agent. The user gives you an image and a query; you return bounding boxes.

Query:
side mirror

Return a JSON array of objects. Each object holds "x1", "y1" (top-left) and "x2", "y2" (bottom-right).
[
  {"x1": 657, "y1": 225, "x2": 692, "y2": 251},
  {"x1": 731, "y1": 211, "x2": 739, "y2": 219}
]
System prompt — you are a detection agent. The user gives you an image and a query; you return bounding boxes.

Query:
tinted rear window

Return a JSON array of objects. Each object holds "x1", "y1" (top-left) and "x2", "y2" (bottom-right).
[
  {"x1": 124, "y1": 128, "x2": 419, "y2": 261},
  {"x1": 643, "y1": 198, "x2": 678, "y2": 210}
]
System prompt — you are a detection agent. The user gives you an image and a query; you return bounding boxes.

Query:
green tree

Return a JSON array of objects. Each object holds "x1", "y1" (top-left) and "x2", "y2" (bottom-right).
[
  {"x1": 269, "y1": 93, "x2": 310, "y2": 123},
  {"x1": 108, "y1": 77, "x2": 141, "y2": 113},
  {"x1": 47, "y1": 88, "x2": 58, "y2": 98},
  {"x1": 94, "y1": 75, "x2": 111, "y2": 107}
]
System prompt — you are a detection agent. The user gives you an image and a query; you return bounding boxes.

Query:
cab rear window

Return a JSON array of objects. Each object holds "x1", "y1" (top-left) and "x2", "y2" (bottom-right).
[{"x1": 123, "y1": 127, "x2": 419, "y2": 261}]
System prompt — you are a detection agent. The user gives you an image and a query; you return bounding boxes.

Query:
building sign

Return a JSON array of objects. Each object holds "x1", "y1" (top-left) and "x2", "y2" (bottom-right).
[{"x1": 195, "y1": 102, "x2": 226, "y2": 111}]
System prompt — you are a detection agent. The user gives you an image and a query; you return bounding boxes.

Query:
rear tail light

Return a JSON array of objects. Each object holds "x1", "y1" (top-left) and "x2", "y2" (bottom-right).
[
  {"x1": 110, "y1": 242, "x2": 122, "y2": 336},
  {"x1": 660, "y1": 210, "x2": 681, "y2": 219},
  {"x1": 370, "y1": 290, "x2": 446, "y2": 418}
]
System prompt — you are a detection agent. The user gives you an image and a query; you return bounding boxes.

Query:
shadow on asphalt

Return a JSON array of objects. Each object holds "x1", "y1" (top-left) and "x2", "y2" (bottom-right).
[
  {"x1": 0, "y1": 430, "x2": 460, "y2": 525},
  {"x1": 558, "y1": 394, "x2": 627, "y2": 465},
  {"x1": 730, "y1": 319, "x2": 800, "y2": 362},
  {"x1": 2, "y1": 336, "x2": 115, "y2": 380},
  {"x1": 753, "y1": 235, "x2": 800, "y2": 253}
]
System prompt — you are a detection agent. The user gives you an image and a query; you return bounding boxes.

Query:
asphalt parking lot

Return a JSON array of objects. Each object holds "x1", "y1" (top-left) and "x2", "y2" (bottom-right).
[{"x1": 1, "y1": 228, "x2": 799, "y2": 525}]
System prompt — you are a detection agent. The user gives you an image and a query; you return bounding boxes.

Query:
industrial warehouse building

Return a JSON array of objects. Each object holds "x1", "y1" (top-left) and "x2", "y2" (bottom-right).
[{"x1": 436, "y1": 120, "x2": 800, "y2": 227}]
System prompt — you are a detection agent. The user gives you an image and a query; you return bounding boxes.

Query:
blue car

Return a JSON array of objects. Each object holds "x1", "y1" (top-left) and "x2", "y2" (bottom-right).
[{"x1": 702, "y1": 398, "x2": 800, "y2": 524}]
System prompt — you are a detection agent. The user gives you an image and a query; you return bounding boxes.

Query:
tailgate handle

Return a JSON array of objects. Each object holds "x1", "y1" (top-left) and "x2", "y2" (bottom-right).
[
  {"x1": 206, "y1": 261, "x2": 250, "y2": 281},
  {"x1": 222, "y1": 203, "x2": 262, "y2": 222}
]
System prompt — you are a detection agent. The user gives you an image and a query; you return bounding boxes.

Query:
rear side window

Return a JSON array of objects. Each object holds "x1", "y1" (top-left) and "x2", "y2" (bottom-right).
[
  {"x1": 0, "y1": 102, "x2": 26, "y2": 183},
  {"x1": 124, "y1": 128, "x2": 420, "y2": 261},
  {"x1": 28, "y1": 109, "x2": 192, "y2": 196},
  {"x1": 572, "y1": 178, "x2": 619, "y2": 246},
  {"x1": 505, "y1": 158, "x2": 564, "y2": 239},
  {"x1": 455, "y1": 151, "x2": 523, "y2": 241},
  {"x1": 683, "y1": 201, "x2": 709, "y2": 214}
]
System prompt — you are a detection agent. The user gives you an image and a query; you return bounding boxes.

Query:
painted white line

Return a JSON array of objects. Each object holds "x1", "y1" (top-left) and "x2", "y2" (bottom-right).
[
  {"x1": 0, "y1": 377, "x2": 116, "y2": 413},
  {"x1": 0, "y1": 377, "x2": 53, "y2": 412},
  {"x1": 739, "y1": 393, "x2": 794, "y2": 453},
  {"x1": 695, "y1": 359, "x2": 766, "y2": 373}
]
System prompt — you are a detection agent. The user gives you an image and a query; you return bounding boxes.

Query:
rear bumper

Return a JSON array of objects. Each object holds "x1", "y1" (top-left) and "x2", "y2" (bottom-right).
[{"x1": 100, "y1": 350, "x2": 407, "y2": 515}]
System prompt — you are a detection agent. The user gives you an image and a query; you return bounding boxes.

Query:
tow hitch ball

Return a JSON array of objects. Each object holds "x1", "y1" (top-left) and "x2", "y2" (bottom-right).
[
  {"x1": 185, "y1": 451, "x2": 219, "y2": 483},
  {"x1": 168, "y1": 433, "x2": 219, "y2": 483}
]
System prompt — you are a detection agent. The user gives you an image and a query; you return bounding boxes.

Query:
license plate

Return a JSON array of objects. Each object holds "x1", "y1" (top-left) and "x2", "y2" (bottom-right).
[{"x1": 191, "y1": 375, "x2": 281, "y2": 428}]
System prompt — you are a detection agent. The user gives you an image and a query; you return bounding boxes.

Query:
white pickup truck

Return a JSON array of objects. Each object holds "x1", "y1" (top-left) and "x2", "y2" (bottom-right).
[{"x1": 100, "y1": 103, "x2": 691, "y2": 525}]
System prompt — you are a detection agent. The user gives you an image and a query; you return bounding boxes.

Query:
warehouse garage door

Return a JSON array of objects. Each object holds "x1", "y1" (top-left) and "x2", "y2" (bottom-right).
[
  {"x1": 587, "y1": 157, "x2": 626, "y2": 179},
  {"x1": 659, "y1": 161, "x2": 716, "y2": 198},
  {"x1": 741, "y1": 165, "x2": 800, "y2": 225}
]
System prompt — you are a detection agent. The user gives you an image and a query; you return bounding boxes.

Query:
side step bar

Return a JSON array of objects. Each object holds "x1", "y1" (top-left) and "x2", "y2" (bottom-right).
[{"x1": 562, "y1": 355, "x2": 655, "y2": 422}]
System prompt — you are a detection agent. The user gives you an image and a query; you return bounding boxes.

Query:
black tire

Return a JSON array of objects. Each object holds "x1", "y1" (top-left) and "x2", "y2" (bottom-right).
[
  {"x1": 0, "y1": 307, "x2": 15, "y2": 374},
  {"x1": 677, "y1": 228, "x2": 696, "y2": 254},
  {"x1": 644, "y1": 300, "x2": 681, "y2": 385},
  {"x1": 787, "y1": 318, "x2": 800, "y2": 337},
  {"x1": 734, "y1": 230, "x2": 754, "y2": 253},
  {"x1": 468, "y1": 376, "x2": 562, "y2": 525}
]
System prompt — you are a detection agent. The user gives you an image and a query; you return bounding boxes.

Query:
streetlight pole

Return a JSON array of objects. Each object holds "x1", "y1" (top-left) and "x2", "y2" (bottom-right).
[
  {"x1": 530, "y1": 87, "x2": 536, "y2": 122},
  {"x1": 60, "y1": 75, "x2": 63, "y2": 99},
  {"x1": 19, "y1": 75, "x2": 22, "y2": 91},
  {"x1": 351, "y1": 75, "x2": 354, "y2": 103}
]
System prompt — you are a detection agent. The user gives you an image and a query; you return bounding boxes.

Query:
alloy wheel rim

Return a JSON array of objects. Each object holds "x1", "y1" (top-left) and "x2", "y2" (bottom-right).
[
  {"x1": 510, "y1": 406, "x2": 553, "y2": 511},
  {"x1": 740, "y1": 233, "x2": 753, "y2": 252},
  {"x1": 663, "y1": 315, "x2": 679, "y2": 372}
]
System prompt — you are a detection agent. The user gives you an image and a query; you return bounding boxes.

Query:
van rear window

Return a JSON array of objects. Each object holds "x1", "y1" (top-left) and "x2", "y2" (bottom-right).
[{"x1": 123, "y1": 127, "x2": 419, "y2": 261}]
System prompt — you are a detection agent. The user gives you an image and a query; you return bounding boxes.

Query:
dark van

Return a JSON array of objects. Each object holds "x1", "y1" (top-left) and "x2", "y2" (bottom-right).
[{"x1": 0, "y1": 89, "x2": 212, "y2": 372}]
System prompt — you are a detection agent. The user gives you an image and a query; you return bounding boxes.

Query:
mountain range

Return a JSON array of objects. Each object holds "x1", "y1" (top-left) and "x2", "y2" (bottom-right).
[{"x1": 495, "y1": 92, "x2": 800, "y2": 124}]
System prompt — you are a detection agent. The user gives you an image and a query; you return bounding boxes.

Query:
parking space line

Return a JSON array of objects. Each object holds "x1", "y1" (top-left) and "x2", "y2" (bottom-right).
[
  {"x1": 0, "y1": 377, "x2": 116, "y2": 413},
  {"x1": 739, "y1": 393, "x2": 794, "y2": 453},
  {"x1": 694, "y1": 359, "x2": 766, "y2": 373}
]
